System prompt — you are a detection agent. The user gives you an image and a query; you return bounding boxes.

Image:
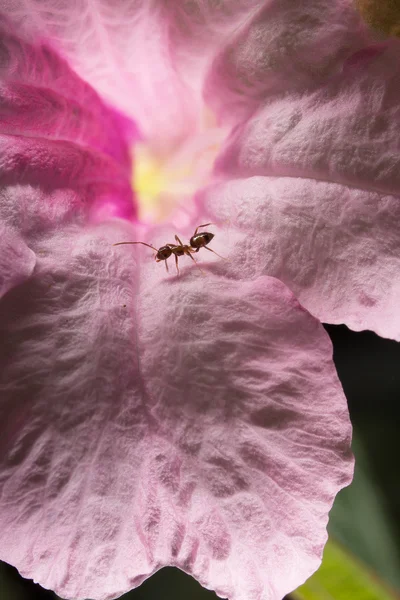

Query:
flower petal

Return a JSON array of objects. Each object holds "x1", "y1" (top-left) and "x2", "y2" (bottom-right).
[
  {"x1": 213, "y1": 39, "x2": 400, "y2": 196},
  {"x1": 0, "y1": 19, "x2": 135, "y2": 222},
  {"x1": 0, "y1": 216, "x2": 353, "y2": 600},
  {"x1": 1, "y1": 4, "x2": 193, "y2": 145},
  {"x1": 199, "y1": 177, "x2": 400, "y2": 341},
  {"x1": 2, "y1": 2, "x2": 259, "y2": 146},
  {"x1": 203, "y1": 0, "x2": 400, "y2": 338},
  {"x1": 0, "y1": 17, "x2": 135, "y2": 165},
  {"x1": 164, "y1": 1, "x2": 259, "y2": 87},
  {"x1": 205, "y1": 0, "x2": 368, "y2": 125},
  {"x1": 137, "y1": 262, "x2": 353, "y2": 600}
]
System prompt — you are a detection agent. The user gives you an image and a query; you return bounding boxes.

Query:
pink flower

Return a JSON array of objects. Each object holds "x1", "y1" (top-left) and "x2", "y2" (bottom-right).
[{"x1": 3, "y1": 0, "x2": 399, "y2": 598}]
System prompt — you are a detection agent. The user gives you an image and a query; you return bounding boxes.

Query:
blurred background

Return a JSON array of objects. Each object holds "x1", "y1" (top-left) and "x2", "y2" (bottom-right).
[{"x1": 1, "y1": 324, "x2": 400, "y2": 599}]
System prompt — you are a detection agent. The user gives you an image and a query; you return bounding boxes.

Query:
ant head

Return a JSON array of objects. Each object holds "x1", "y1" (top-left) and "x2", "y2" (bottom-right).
[{"x1": 156, "y1": 245, "x2": 172, "y2": 260}]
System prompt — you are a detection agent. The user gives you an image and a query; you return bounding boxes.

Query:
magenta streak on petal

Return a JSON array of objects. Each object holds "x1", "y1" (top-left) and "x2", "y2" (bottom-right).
[
  {"x1": 1, "y1": 1, "x2": 261, "y2": 149},
  {"x1": 0, "y1": 24, "x2": 137, "y2": 165},
  {"x1": 0, "y1": 18, "x2": 137, "y2": 222},
  {"x1": 0, "y1": 79, "x2": 138, "y2": 164},
  {"x1": 341, "y1": 43, "x2": 390, "y2": 73},
  {"x1": 0, "y1": 133, "x2": 135, "y2": 221}
]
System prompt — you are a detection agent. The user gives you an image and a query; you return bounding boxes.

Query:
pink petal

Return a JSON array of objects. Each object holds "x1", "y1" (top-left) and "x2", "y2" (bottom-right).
[
  {"x1": 0, "y1": 19, "x2": 135, "y2": 165},
  {"x1": 3, "y1": 2, "x2": 258, "y2": 146},
  {"x1": 205, "y1": 0, "x2": 368, "y2": 125},
  {"x1": 213, "y1": 39, "x2": 400, "y2": 195},
  {"x1": 1, "y1": 5, "x2": 193, "y2": 145},
  {"x1": 199, "y1": 177, "x2": 400, "y2": 341},
  {"x1": 0, "y1": 215, "x2": 353, "y2": 600},
  {"x1": 165, "y1": 1, "x2": 259, "y2": 88},
  {"x1": 0, "y1": 19, "x2": 135, "y2": 222},
  {"x1": 203, "y1": 1, "x2": 400, "y2": 338}
]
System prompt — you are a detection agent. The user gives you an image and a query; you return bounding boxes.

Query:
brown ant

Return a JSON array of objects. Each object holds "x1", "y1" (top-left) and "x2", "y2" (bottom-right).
[{"x1": 113, "y1": 223, "x2": 224, "y2": 275}]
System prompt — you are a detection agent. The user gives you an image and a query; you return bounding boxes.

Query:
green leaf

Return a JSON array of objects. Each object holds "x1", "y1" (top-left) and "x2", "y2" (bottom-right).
[
  {"x1": 291, "y1": 538, "x2": 398, "y2": 600},
  {"x1": 328, "y1": 432, "x2": 400, "y2": 589}
]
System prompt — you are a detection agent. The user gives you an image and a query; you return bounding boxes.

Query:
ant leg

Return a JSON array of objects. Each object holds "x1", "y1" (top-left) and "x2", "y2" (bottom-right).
[
  {"x1": 193, "y1": 223, "x2": 214, "y2": 236},
  {"x1": 185, "y1": 249, "x2": 205, "y2": 275},
  {"x1": 174, "y1": 234, "x2": 184, "y2": 246},
  {"x1": 165, "y1": 259, "x2": 169, "y2": 274},
  {"x1": 203, "y1": 246, "x2": 228, "y2": 260},
  {"x1": 174, "y1": 254, "x2": 180, "y2": 276}
]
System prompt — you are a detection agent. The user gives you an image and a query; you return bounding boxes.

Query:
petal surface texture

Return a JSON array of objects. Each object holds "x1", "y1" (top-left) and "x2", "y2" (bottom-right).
[
  {"x1": 0, "y1": 16, "x2": 135, "y2": 220},
  {"x1": 1, "y1": 0, "x2": 258, "y2": 144},
  {"x1": 203, "y1": 0, "x2": 400, "y2": 340},
  {"x1": 0, "y1": 223, "x2": 353, "y2": 600},
  {"x1": 199, "y1": 177, "x2": 400, "y2": 340},
  {"x1": 0, "y1": 223, "x2": 36, "y2": 299}
]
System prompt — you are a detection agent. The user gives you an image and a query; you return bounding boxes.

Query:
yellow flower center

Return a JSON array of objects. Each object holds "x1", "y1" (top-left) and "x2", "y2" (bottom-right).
[{"x1": 133, "y1": 113, "x2": 226, "y2": 223}]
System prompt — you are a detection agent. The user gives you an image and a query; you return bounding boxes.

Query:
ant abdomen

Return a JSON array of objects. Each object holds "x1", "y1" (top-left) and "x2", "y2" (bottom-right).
[{"x1": 190, "y1": 231, "x2": 214, "y2": 251}]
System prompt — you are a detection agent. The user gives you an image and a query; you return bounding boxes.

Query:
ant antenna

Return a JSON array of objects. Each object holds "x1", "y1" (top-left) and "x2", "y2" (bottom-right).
[{"x1": 113, "y1": 241, "x2": 158, "y2": 252}]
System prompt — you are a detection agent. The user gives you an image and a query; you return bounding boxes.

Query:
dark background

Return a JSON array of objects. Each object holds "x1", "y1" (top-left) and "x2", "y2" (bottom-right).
[{"x1": 1, "y1": 324, "x2": 400, "y2": 600}]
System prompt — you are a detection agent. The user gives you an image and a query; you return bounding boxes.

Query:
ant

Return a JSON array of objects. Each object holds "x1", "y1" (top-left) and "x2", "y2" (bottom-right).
[{"x1": 113, "y1": 223, "x2": 224, "y2": 275}]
